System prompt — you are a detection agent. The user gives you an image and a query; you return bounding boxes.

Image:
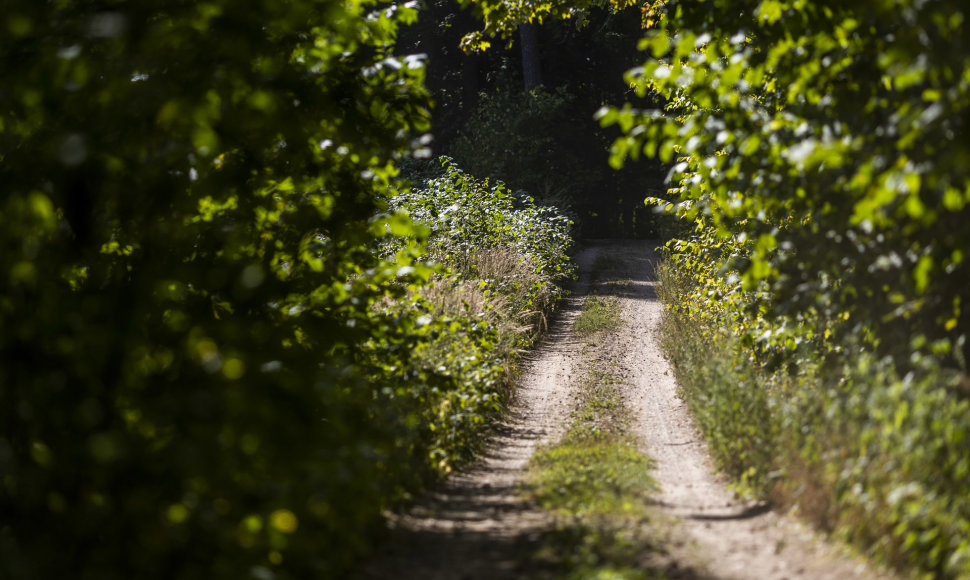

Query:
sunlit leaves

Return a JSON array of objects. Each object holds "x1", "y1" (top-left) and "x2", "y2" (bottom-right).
[
  {"x1": 612, "y1": 3, "x2": 970, "y2": 574},
  {"x1": 603, "y1": 0, "x2": 970, "y2": 371},
  {"x1": 390, "y1": 158, "x2": 574, "y2": 282},
  {"x1": 454, "y1": 0, "x2": 639, "y2": 49}
]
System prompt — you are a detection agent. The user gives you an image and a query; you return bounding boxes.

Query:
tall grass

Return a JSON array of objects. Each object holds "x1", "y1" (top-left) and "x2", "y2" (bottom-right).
[
  {"x1": 656, "y1": 260, "x2": 970, "y2": 578},
  {"x1": 416, "y1": 246, "x2": 557, "y2": 399}
]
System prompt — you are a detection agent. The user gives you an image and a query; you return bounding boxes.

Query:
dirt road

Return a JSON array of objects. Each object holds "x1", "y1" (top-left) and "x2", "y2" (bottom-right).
[{"x1": 359, "y1": 240, "x2": 892, "y2": 580}]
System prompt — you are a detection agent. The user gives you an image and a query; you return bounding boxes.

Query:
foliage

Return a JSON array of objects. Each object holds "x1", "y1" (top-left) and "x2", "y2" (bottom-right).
[
  {"x1": 0, "y1": 3, "x2": 580, "y2": 574},
  {"x1": 596, "y1": 1, "x2": 970, "y2": 576},
  {"x1": 375, "y1": 160, "x2": 576, "y2": 476},
  {"x1": 356, "y1": 292, "x2": 510, "y2": 477},
  {"x1": 406, "y1": 2, "x2": 665, "y2": 238},
  {"x1": 781, "y1": 356, "x2": 970, "y2": 578},
  {"x1": 391, "y1": 158, "x2": 574, "y2": 321},
  {"x1": 659, "y1": 257, "x2": 970, "y2": 578},
  {"x1": 0, "y1": 1, "x2": 487, "y2": 579},
  {"x1": 602, "y1": 0, "x2": 970, "y2": 369},
  {"x1": 455, "y1": 0, "x2": 638, "y2": 52}
]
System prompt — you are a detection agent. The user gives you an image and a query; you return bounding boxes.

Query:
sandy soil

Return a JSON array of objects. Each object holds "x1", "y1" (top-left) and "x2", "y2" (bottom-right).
[{"x1": 359, "y1": 240, "x2": 896, "y2": 580}]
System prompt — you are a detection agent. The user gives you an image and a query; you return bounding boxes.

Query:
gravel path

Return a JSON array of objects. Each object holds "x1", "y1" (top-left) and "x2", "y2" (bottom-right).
[{"x1": 358, "y1": 240, "x2": 896, "y2": 580}]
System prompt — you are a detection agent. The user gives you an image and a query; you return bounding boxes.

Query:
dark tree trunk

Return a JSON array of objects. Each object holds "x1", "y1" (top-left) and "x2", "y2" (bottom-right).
[
  {"x1": 519, "y1": 22, "x2": 541, "y2": 90},
  {"x1": 462, "y1": 51, "x2": 481, "y2": 112}
]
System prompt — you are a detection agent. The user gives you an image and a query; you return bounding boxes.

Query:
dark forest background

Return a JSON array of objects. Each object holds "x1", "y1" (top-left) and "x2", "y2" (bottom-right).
[{"x1": 399, "y1": 3, "x2": 667, "y2": 238}]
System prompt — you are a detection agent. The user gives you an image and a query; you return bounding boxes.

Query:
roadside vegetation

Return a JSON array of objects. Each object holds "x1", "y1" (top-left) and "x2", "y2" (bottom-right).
[
  {"x1": 377, "y1": 158, "x2": 575, "y2": 478},
  {"x1": 658, "y1": 245, "x2": 970, "y2": 580}
]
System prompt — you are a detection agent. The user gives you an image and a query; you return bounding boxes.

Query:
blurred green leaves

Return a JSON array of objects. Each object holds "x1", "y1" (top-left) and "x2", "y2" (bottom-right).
[
  {"x1": 0, "y1": 4, "x2": 577, "y2": 577},
  {"x1": 391, "y1": 157, "x2": 574, "y2": 284},
  {"x1": 0, "y1": 0, "x2": 439, "y2": 578}
]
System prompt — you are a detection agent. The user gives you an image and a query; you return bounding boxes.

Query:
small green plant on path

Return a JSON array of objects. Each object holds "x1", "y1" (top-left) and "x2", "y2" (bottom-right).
[
  {"x1": 574, "y1": 296, "x2": 622, "y2": 335},
  {"x1": 573, "y1": 257, "x2": 625, "y2": 337},
  {"x1": 532, "y1": 372, "x2": 650, "y2": 516}
]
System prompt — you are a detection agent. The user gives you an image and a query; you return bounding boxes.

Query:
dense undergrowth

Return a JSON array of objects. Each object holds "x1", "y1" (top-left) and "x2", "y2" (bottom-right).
[
  {"x1": 377, "y1": 158, "x2": 575, "y2": 479},
  {"x1": 658, "y1": 254, "x2": 970, "y2": 579}
]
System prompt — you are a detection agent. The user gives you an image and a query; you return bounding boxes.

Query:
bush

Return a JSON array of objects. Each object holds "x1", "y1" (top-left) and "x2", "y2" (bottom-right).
[
  {"x1": 603, "y1": 0, "x2": 970, "y2": 368},
  {"x1": 367, "y1": 159, "x2": 576, "y2": 477},
  {"x1": 776, "y1": 357, "x2": 970, "y2": 577},
  {"x1": 391, "y1": 158, "x2": 574, "y2": 333}
]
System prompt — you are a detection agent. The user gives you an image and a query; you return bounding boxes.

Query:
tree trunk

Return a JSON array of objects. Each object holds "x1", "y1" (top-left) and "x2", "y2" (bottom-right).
[
  {"x1": 462, "y1": 51, "x2": 481, "y2": 112},
  {"x1": 519, "y1": 22, "x2": 541, "y2": 90}
]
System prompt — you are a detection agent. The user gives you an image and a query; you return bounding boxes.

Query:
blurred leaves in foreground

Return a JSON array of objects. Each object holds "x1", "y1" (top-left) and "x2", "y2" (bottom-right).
[{"x1": 0, "y1": 1, "x2": 574, "y2": 579}]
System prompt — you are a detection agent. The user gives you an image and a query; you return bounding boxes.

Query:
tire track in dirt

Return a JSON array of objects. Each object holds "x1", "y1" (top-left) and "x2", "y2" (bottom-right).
[
  {"x1": 602, "y1": 240, "x2": 894, "y2": 580},
  {"x1": 357, "y1": 246, "x2": 603, "y2": 579}
]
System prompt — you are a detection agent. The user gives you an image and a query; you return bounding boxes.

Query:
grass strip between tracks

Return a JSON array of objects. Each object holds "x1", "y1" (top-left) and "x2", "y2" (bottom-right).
[{"x1": 524, "y1": 275, "x2": 668, "y2": 580}]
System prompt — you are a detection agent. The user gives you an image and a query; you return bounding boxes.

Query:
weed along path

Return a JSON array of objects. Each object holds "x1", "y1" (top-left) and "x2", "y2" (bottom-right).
[{"x1": 359, "y1": 240, "x2": 895, "y2": 580}]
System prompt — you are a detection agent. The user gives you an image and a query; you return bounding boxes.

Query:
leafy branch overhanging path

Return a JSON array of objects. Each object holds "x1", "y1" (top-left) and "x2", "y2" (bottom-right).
[{"x1": 359, "y1": 240, "x2": 894, "y2": 580}]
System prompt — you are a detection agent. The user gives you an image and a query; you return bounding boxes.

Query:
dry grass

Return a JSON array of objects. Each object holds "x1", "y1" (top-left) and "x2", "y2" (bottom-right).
[
  {"x1": 413, "y1": 246, "x2": 558, "y2": 387},
  {"x1": 439, "y1": 246, "x2": 552, "y2": 333},
  {"x1": 420, "y1": 278, "x2": 491, "y2": 318},
  {"x1": 475, "y1": 247, "x2": 551, "y2": 327}
]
